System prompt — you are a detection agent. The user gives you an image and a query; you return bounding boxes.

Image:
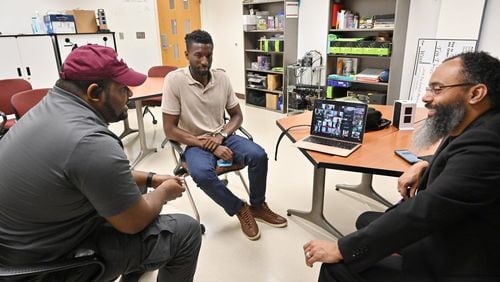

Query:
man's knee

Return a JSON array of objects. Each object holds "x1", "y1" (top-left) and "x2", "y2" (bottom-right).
[{"x1": 355, "y1": 211, "x2": 383, "y2": 230}]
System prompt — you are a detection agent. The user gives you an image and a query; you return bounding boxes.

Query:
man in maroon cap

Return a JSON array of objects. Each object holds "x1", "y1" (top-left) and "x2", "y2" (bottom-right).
[{"x1": 0, "y1": 44, "x2": 201, "y2": 282}]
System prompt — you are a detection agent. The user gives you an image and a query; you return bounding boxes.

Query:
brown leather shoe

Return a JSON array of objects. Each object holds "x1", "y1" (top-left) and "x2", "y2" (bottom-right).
[
  {"x1": 236, "y1": 202, "x2": 260, "y2": 240},
  {"x1": 250, "y1": 202, "x2": 288, "y2": 228}
]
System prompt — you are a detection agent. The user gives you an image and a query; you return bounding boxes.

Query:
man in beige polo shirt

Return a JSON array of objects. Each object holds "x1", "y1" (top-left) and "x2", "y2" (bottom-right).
[{"x1": 162, "y1": 30, "x2": 287, "y2": 240}]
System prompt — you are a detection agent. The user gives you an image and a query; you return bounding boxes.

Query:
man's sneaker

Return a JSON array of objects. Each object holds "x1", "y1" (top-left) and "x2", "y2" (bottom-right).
[
  {"x1": 236, "y1": 202, "x2": 260, "y2": 240},
  {"x1": 250, "y1": 202, "x2": 288, "y2": 228}
]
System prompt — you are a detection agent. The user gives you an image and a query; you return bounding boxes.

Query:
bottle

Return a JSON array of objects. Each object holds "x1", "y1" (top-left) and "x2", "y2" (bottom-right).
[{"x1": 31, "y1": 12, "x2": 40, "y2": 34}]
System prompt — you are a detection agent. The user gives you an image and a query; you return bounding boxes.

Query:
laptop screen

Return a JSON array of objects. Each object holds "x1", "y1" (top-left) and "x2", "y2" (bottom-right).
[{"x1": 310, "y1": 99, "x2": 368, "y2": 143}]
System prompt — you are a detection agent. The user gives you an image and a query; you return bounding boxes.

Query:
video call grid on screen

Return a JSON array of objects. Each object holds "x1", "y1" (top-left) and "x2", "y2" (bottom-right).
[{"x1": 311, "y1": 100, "x2": 367, "y2": 143}]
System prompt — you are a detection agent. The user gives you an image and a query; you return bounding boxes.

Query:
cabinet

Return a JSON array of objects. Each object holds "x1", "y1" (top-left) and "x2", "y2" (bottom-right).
[
  {"x1": 242, "y1": 0, "x2": 298, "y2": 113},
  {"x1": 0, "y1": 32, "x2": 116, "y2": 88},
  {"x1": 0, "y1": 35, "x2": 59, "y2": 88},
  {"x1": 54, "y1": 32, "x2": 116, "y2": 67},
  {"x1": 326, "y1": 0, "x2": 409, "y2": 105}
]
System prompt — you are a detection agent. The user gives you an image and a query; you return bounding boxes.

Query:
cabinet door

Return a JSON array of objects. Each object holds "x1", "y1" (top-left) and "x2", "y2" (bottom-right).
[
  {"x1": 16, "y1": 36, "x2": 59, "y2": 88},
  {"x1": 56, "y1": 33, "x2": 116, "y2": 64},
  {"x1": 0, "y1": 37, "x2": 24, "y2": 80}
]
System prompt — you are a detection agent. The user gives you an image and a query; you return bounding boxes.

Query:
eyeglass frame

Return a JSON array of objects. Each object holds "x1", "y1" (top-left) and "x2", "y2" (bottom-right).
[{"x1": 425, "y1": 82, "x2": 476, "y2": 96}]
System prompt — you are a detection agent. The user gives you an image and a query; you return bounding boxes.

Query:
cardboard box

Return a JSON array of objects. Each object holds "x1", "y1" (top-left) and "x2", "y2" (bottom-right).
[
  {"x1": 266, "y1": 93, "x2": 279, "y2": 110},
  {"x1": 67, "y1": 10, "x2": 98, "y2": 33},
  {"x1": 44, "y1": 14, "x2": 76, "y2": 34},
  {"x1": 267, "y1": 74, "x2": 282, "y2": 91}
]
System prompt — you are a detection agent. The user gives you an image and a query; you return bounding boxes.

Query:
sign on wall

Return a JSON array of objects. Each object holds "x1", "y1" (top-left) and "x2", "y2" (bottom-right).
[{"x1": 409, "y1": 38, "x2": 477, "y2": 107}]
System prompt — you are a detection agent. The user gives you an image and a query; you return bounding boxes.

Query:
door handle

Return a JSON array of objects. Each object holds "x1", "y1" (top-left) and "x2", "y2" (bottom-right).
[
  {"x1": 26, "y1": 67, "x2": 31, "y2": 76},
  {"x1": 17, "y1": 67, "x2": 22, "y2": 77},
  {"x1": 160, "y1": 34, "x2": 168, "y2": 49}
]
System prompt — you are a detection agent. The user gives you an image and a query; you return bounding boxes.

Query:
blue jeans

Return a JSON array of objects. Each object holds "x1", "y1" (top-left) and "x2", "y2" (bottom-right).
[{"x1": 184, "y1": 135, "x2": 267, "y2": 216}]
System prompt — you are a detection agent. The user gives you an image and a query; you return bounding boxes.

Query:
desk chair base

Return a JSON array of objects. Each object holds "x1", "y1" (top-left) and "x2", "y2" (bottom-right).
[
  {"x1": 119, "y1": 118, "x2": 138, "y2": 139},
  {"x1": 335, "y1": 173, "x2": 392, "y2": 207},
  {"x1": 143, "y1": 106, "x2": 158, "y2": 125}
]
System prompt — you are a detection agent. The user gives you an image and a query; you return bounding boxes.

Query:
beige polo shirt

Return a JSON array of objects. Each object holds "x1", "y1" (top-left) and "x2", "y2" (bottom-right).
[{"x1": 161, "y1": 67, "x2": 239, "y2": 136}]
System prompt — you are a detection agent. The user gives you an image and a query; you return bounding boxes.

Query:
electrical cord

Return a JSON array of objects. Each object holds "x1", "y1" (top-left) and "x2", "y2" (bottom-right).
[{"x1": 274, "y1": 124, "x2": 310, "y2": 161}]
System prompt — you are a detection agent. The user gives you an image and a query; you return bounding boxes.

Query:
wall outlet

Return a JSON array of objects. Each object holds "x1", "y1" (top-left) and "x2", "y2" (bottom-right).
[{"x1": 136, "y1": 32, "x2": 146, "y2": 39}]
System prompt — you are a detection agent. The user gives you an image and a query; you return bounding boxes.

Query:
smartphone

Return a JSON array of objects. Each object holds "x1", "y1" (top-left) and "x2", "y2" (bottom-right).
[
  {"x1": 217, "y1": 159, "x2": 233, "y2": 167},
  {"x1": 394, "y1": 149, "x2": 421, "y2": 164}
]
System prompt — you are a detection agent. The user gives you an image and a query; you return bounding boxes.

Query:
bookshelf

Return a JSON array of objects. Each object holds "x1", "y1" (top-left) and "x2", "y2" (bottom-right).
[
  {"x1": 242, "y1": 0, "x2": 298, "y2": 112},
  {"x1": 326, "y1": 0, "x2": 410, "y2": 105}
]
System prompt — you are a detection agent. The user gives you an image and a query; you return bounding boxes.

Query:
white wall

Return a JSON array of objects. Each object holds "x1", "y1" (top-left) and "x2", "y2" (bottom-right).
[
  {"x1": 478, "y1": 0, "x2": 500, "y2": 58},
  {"x1": 201, "y1": 0, "x2": 245, "y2": 94},
  {"x1": 0, "y1": 0, "x2": 161, "y2": 74}
]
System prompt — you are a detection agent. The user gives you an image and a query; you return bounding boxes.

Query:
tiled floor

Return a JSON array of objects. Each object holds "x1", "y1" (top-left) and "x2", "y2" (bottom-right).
[{"x1": 109, "y1": 101, "x2": 400, "y2": 282}]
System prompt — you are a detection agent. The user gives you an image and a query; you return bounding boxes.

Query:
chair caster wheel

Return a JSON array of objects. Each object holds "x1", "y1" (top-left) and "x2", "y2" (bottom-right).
[
  {"x1": 287, "y1": 212, "x2": 291, "y2": 216},
  {"x1": 200, "y1": 224, "x2": 206, "y2": 234},
  {"x1": 335, "y1": 188, "x2": 340, "y2": 191},
  {"x1": 153, "y1": 120, "x2": 158, "y2": 125}
]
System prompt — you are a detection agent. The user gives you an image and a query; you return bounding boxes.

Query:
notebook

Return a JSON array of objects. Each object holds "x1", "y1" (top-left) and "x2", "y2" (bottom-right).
[{"x1": 293, "y1": 99, "x2": 368, "y2": 157}]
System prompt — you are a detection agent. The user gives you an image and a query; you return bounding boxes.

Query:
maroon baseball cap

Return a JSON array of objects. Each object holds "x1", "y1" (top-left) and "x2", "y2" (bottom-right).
[{"x1": 60, "y1": 44, "x2": 147, "y2": 86}]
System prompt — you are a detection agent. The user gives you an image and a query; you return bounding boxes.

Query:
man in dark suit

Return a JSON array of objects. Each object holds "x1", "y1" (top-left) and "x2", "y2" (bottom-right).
[{"x1": 303, "y1": 51, "x2": 500, "y2": 281}]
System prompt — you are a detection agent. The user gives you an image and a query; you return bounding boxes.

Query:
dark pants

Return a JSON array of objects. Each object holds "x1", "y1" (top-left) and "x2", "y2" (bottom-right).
[
  {"x1": 319, "y1": 211, "x2": 426, "y2": 282},
  {"x1": 184, "y1": 135, "x2": 268, "y2": 215},
  {"x1": 82, "y1": 214, "x2": 202, "y2": 282}
]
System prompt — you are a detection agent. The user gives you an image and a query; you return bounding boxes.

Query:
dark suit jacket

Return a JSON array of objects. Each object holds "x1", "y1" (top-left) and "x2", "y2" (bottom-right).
[{"x1": 338, "y1": 110, "x2": 500, "y2": 281}]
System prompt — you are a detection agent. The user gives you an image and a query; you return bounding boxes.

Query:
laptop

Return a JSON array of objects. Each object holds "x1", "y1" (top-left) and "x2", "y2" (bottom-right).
[{"x1": 293, "y1": 99, "x2": 368, "y2": 157}]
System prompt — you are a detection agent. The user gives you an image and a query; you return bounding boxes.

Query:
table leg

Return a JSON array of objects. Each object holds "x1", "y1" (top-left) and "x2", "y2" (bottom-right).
[
  {"x1": 335, "y1": 173, "x2": 392, "y2": 207},
  {"x1": 118, "y1": 117, "x2": 138, "y2": 139},
  {"x1": 287, "y1": 167, "x2": 344, "y2": 238},
  {"x1": 129, "y1": 100, "x2": 157, "y2": 168}
]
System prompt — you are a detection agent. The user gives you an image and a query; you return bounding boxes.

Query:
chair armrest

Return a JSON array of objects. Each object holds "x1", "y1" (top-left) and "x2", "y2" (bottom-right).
[
  {"x1": 0, "y1": 111, "x2": 6, "y2": 132},
  {"x1": 0, "y1": 255, "x2": 104, "y2": 280},
  {"x1": 237, "y1": 126, "x2": 253, "y2": 141}
]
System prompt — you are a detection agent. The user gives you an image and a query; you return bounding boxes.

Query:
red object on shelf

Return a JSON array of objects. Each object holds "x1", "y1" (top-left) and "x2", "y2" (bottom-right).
[{"x1": 331, "y1": 3, "x2": 344, "y2": 29}]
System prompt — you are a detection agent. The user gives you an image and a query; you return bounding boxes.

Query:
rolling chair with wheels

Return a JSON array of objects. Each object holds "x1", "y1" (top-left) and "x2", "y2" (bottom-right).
[
  {"x1": 0, "y1": 110, "x2": 6, "y2": 139},
  {"x1": 161, "y1": 126, "x2": 252, "y2": 234},
  {"x1": 10, "y1": 88, "x2": 50, "y2": 119},
  {"x1": 141, "y1": 65, "x2": 178, "y2": 124},
  {"x1": 0, "y1": 78, "x2": 32, "y2": 133}
]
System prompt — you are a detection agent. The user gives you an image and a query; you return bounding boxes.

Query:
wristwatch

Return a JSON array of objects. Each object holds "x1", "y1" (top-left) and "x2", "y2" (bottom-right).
[{"x1": 218, "y1": 132, "x2": 228, "y2": 139}]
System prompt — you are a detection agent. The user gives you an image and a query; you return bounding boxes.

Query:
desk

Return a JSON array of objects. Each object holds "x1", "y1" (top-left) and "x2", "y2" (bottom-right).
[
  {"x1": 128, "y1": 77, "x2": 164, "y2": 168},
  {"x1": 276, "y1": 105, "x2": 428, "y2": 237}
]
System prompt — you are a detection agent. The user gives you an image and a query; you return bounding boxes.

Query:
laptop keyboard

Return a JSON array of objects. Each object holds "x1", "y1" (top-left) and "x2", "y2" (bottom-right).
[{"x1": 304, "y1": 136, "x2": 358, "y2": 149}]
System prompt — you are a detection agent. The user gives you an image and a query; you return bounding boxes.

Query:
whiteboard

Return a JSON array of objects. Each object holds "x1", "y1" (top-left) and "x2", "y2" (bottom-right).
[{"x1": 408, "y1": 38, "x2": 477, "y2": 107}]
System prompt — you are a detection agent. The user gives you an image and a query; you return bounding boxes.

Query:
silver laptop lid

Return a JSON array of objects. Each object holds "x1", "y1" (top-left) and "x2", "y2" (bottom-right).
[{"x1": 310, "y1": 99, "x2": 368, "y2": 144}]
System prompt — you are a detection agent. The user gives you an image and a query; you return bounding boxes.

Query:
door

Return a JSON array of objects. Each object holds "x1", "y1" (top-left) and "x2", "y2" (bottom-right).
[{"x1": 156, "y1": 0, "x2": 201, "y2": 68}]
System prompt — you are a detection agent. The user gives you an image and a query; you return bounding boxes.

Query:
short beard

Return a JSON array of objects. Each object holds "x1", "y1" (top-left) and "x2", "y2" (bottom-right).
[
  {"x1": 102, "y1": 98, "x2": 128, "y2": 123},
  {"x1": 412, "y1": 100, "x2": 466, "y2": 151}
]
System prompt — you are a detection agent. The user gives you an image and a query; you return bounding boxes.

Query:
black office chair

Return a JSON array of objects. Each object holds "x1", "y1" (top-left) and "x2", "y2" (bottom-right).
[
  {"x1": 0, "y1": 110, "x2": 7, "y2": 139},
  {"x1": 0, "y1": 250, "x2": 105, "y2": 281},
  {"x1": 161, "y1": 125, "x2": 252, "y2": 234}
]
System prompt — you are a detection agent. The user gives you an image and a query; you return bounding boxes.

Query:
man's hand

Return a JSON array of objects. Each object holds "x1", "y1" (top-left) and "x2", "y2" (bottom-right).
[
  {"x1": 397, "y1": 161, "x2": 429, "y2": 200},
  {"x1": 151, "y1": 174, "x2": 184, "y2": 188},
  {"x1": 213, "y1": 145, "x2": 233, "y2": 161},
  {"x1": 198, "y1": 135, "x2": 223, "y2": 152},
  {"x1": 156, "y1": 178, "x2": 185, "y2": 203},
  {"x1": 303, "y1": 240, "x2": 343, "y2": 267}
]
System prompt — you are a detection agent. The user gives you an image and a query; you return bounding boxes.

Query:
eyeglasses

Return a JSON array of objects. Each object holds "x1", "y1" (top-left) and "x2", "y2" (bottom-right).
[{"x1": 425, "y1": 83, "x2": 476, "y2": 96}]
